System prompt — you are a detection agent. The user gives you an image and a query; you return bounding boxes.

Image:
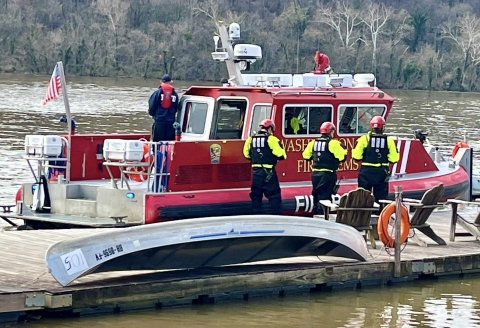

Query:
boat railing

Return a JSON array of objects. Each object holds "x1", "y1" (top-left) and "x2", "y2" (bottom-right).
[
  {"x1": 148, "y1": 141, "x2": 171, "y2": 193},
  {"x1": 385, "y1": 133, "x2": 418, "y2": 139},
  {"x1": 385, "y1": 133, "x2": 459, "y2": 164},
  {"x1": 272, "y1": 90, "x2": 336, "y2": 97},
  {"x1": 271, "y1": 89, "x2": 386, "y2": 97},
  {"x1": 101, "y1": 139, "x2": 171, "y2": 193},
  {"x1": 385, "y1": 133, "x2": 434, "y2": 147}
]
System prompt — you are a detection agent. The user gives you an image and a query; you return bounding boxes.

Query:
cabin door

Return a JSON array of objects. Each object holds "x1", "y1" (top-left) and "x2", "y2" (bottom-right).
[{"x1": 247, "y1": 104, "x2": 272, "y2": 137}]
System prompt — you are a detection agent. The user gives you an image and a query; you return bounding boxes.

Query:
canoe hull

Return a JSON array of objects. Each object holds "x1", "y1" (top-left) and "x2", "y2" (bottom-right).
[{"x1": 46, "y1": 215, "x2": 369, "y2": 286}]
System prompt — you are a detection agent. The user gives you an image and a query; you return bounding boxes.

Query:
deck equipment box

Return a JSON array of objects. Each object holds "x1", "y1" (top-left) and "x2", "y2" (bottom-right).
[
  {"x1": 103, "y1": 139, "x2": 126, "y2": 161},
  {"x1": 43, "y1": 135, "x2": 63, "y2": 157},
  {"x1": 124, "y1": 140, "x2": 144, "y2": 162}
]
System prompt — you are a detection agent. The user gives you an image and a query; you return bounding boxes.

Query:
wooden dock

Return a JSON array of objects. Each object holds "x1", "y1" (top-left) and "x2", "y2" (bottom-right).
[{"x1": 2, "y1": 209, "x2": 480, "y2": 324}]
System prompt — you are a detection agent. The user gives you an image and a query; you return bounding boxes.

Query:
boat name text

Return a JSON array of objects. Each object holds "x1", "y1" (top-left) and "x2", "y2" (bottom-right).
[{"x1": 281, "y1": 137, "x2": 359, "y2": 173}]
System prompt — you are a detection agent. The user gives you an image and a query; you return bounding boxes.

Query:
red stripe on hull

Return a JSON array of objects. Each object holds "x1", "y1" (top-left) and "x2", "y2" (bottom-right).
[{"x1": 145, "y1": 167, "x2": 468, "y2": 224}]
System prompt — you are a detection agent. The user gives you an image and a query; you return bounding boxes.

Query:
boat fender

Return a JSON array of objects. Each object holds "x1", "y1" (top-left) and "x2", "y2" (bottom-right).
[
  {"x1": 126, "y1": 143, "x2": 154, "y2": 182},
  {"x1": 15, "y1": 187, "x2": 22, "y2": 203},
  {"x1": 451, "y1": 141, "x2": 469, "y2": 158},
  {"x1": 377, "y1": 202, "x2": 410, "y2": 248}
]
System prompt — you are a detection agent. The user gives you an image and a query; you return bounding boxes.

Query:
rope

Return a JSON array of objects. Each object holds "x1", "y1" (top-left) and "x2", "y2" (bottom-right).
[
  {"x1": 385, "y1": 240, "x2": 408, "y2": 256},
  {"x1": 21, "y1": 270, "x2": 49, "y2": 287},
  {"x1": 367, "y1": 244, "x2": 387, "y2": 259}
]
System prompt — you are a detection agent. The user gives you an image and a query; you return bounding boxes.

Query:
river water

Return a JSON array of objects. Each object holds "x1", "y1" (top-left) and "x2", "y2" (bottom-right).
[{"x1": 1, "y1": 74, "x2": 480, "y2": 327}]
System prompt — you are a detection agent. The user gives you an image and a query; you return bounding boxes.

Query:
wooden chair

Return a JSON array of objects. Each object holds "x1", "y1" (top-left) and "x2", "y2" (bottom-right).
[
  {"x1": 402, "y1": 183, "x2": 447, "y2": 247},
  {"x1": 320, "y1": 188, "x2": 378, "y2": 249},
  {"x1": 447, "y1": 199, "x2": 480, "y2": 242}
]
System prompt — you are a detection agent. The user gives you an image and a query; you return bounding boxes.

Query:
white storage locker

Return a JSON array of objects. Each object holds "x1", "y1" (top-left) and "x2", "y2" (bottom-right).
[
  {"x1": 124, "y1": 140, "x2": 144, "y2": 161},
  {"x1": 43, "y1": 135, "x2": 63, "y2": 157},
  {"x1": 103, "y1": 139, "x2": 126, "y2": 161},
  {"x1": 25, "y1": 135, "x2": 44, "y2": 156}
]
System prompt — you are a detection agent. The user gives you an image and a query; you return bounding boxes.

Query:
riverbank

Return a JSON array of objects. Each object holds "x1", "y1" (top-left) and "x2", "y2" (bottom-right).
[{"x1": 1, "y1": 209, "x2": 480, "y2": 325}]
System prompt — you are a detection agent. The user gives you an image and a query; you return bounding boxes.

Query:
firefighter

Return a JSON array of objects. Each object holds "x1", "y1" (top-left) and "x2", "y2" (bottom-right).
[
  {"x1": 243, "y1": 119, "x2": 287, "y2": 215},
  {"x1": 302, "y1": 122, "x2": 347, "y2": 215},
  {"x1": 352, "y1": 116, "x2": 400, "y2": 204}
]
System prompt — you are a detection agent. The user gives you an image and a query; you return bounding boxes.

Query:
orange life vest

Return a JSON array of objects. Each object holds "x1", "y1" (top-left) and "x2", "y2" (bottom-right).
[{"x1": 160, "y1": 83, "x2": 174, "y2": 109}]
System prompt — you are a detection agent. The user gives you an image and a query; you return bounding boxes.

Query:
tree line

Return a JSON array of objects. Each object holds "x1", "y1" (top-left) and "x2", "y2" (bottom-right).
[{"x1": 1, "y1": 0, "x2": 480, "y2": 91}]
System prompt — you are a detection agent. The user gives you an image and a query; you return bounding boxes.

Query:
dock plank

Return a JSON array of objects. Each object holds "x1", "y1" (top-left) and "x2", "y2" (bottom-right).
[{"x1": 2, "y1": 209, "x2": 480, "y2": 321}]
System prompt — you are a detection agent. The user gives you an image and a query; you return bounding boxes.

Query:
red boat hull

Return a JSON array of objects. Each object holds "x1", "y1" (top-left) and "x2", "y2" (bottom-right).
[{"x1": 145, "y1": 166, "x2": 469, "y2": 224}]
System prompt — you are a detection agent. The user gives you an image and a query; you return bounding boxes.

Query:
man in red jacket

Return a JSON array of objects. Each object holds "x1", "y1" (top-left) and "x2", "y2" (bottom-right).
[{"x1": 313, "y1": 51, "x2": 333, "y2": 74}]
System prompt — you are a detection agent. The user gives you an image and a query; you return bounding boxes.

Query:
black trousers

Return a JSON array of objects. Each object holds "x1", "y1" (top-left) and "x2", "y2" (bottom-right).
[
  {"x1": 311, "y1": 171, "x2": 337, "y2": 215},
  {"x1": 152, "y1": 122, "x2": 175, "y2": 142},
  {"x1": 358, "y1": 166, "x2": 389, "y2": 204},
  {"x1": 250, "y1": 167, "x2": 282, "y2": 215}
]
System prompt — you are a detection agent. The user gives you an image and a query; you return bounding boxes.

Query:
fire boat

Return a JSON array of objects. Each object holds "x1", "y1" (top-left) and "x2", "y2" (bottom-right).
[{"x1": 2, "y1": 22, "x2": 473, "y2": 229}]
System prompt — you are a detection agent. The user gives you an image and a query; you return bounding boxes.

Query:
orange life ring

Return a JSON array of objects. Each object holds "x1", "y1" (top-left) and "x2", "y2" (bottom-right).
[
  {"x1": 126, "y1": 143, "x2": 153, "y2": 182},
  {"x1": 451, "y1": 141, "x2": 469, "y2": 158},
  {"x1": 377, "y1": 202, "x2": 411, "y2": 248}
]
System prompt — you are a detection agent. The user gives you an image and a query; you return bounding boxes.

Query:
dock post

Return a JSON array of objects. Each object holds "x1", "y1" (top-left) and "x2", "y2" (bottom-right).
[{"x1": 394, "y1": 186, "x2": 403, "y2": 277}]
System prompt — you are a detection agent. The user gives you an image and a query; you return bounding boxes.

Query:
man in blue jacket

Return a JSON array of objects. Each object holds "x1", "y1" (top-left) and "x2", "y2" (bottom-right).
[{"x1": 148, "y1": 74, "x2": 179, "y2": 141}]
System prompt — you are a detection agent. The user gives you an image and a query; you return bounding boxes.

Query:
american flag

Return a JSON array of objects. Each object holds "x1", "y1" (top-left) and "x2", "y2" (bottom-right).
[{"x1": 43, "y1": 64, "x2": 61, "y2": 105}]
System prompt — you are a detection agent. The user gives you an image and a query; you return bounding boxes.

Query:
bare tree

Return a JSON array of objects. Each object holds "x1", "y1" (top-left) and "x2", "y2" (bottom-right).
[
  {"x1": 442, "y1": 13, "x2": 480, "y2": 90},
  {"x1": 315, "y1": 0, "x2": 364, "y2": 51},
  {"x1": 92, "y1": 0, "x2": 129, "y2": 74},
  {"x1": 362, "y1": 1, "x2": 393, "y2": 72},
  {"x1": 192, "y1": 0, "x2": 226, "y2": 23},
  {"x1": 315, "y1": 0, "x2": 365, "y2": 70},
  {"x1": 93, "y1": 0, "x2": 128, "y2": 33}
]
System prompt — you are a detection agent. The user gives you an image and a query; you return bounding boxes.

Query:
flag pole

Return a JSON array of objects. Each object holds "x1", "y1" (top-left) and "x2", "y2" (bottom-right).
[{"x1": 56, "y1": 61, "x2": 72, "y2": 183}]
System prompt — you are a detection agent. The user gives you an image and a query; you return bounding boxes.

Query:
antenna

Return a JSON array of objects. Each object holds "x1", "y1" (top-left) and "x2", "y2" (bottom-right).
[{"x1": 213, "y1": 35, "x2": 220, "y2": 51}]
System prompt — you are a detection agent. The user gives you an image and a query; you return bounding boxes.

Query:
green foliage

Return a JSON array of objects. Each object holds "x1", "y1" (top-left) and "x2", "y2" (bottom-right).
[
  {"x1": 427, "y1": 58, "x2": 433, "y2": 90},
  {"x1": 395, "y1": 58, "x2": 403, "y2": 85},
  {"x1": 454, "y1": 67, "x2": 463, "y2": 90},
  {"x1": 403, "y1": 62, "x2": 418, "y2": 83},
  {"x1": 409, "y1": 11, "x2": 428, "y2": 53}
]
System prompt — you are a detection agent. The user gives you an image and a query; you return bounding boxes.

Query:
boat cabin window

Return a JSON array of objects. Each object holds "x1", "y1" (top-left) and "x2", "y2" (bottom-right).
[
  {"x1": 283, "y1": 106, "x2": 332, "y2": 136},
  {"x1": 212, "y1": 99, "x2": 247, "y2": 139},
  {"x1": 250, "y1": 105, "x2": 272, "y2": 136},
  {"x1": 182, "y1": 101, "x2": 208, "y2": 134},
  {"x1": 338, "y1": 105, "x2": 385, "y2": 134}
]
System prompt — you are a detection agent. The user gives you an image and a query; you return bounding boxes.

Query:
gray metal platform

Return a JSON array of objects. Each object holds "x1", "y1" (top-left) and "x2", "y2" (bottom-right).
[{"x1": 0, "y1": 211, "x2": 139, "y2": 228}]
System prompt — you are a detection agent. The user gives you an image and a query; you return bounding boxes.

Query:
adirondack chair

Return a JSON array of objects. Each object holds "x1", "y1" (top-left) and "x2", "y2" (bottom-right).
[
  {"x1": 447, "y1": 199, "x2": 480, "y2": 242},
  {"x1": 320, "y1": 188, "x2": 378, "y2": 249},
  {"x1": 403, "y1": 183, "x2": 446, "y2": 247}
]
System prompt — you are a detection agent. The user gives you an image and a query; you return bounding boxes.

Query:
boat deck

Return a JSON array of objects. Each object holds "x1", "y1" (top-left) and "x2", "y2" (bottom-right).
[
  {"x1": 0, "y1": 201, "x2": 140, "y2": 228},
  {"x1": 2, "y1": 208, "x2": 480, "y2": 323},
  {"x1": 0, "y1": 211, "x2": 139, "y2": 228}
]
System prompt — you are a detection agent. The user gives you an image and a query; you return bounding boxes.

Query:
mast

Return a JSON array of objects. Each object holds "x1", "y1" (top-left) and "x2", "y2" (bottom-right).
[
  {"x1": 56, "y1": 61, "x2": 72, "y2": 183},
  {"x1": 216, "y1": 22, "x2": 244, "y2": 86},
  {"x1": 211, "y1": 21, "x2": 262, "y2": 86}
]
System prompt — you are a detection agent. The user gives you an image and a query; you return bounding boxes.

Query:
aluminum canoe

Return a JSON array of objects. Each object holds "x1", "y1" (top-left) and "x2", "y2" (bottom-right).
[{"x1": 46, "y1": 215, "x2": 369, "y2": 286}]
